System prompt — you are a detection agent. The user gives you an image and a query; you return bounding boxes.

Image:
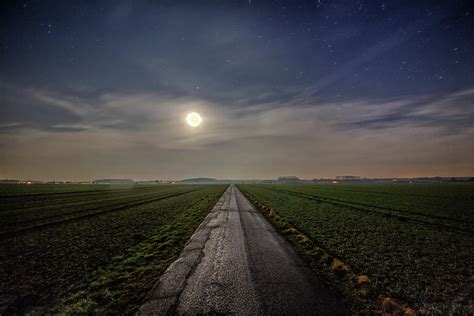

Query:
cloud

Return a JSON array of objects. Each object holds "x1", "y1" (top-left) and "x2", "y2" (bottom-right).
[
  {"x1": 1, "y1": 82, "x2": 473, "y2": 180},
  {"x1": 336, "y1": 89, "x2": 474, "y2": 134},
  {"x1": 2, "y1": 81, "x2": 474, "y2": 139}
]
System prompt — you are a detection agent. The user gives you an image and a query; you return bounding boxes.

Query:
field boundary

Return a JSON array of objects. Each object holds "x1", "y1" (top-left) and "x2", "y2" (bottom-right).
[{"x1": 238, "y1": 186, "x2": 416, "y2": 315}]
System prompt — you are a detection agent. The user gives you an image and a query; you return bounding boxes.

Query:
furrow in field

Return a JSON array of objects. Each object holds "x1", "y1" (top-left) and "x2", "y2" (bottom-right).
[
  {"x1": 0, "y1": 187, "x2": 207, "y2": 238},
  {"x1": 1, "y1": 187, "x2": 196, "y2": 227},
  {"x1": 306, "y1": 186, "x2": 463, "y2": 199},
  {"x1": 2, "y1": 187, "x2": 219, "y2": 260},
  {"x1": 276, "y1": 188, "x2": 473, "y2": 224},
  {"x1": 0, "y1": 186, "x2": 150, "y2": 198},
  {"x1": 259, "y1": 186, "x2": 474, "y2": 234},
  {"x1": 0, "y1": 186, "x2": 174, "y2": 211}
]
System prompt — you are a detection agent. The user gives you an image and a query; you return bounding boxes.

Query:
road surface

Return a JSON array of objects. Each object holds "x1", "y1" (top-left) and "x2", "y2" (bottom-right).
[{"x1": 137, "y1": 185, "x2": 349, "y2": 315}]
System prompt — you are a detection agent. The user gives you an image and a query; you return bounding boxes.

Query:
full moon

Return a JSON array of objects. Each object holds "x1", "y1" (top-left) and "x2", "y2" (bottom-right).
[{"x1": 186, "y1": 112, "x2": 202, "y2": 127}]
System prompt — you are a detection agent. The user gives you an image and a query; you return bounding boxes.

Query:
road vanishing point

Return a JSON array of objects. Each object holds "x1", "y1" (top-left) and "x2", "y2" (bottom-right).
[{"x1": 137, "y1": 185, "x2": 349, "y2": 315}]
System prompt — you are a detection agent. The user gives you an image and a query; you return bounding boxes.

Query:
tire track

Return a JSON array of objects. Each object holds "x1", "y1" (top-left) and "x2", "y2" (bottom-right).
[
  {"x1": 1, "y1": 188, "x2": 192, "y2": 227},
  {"x1": 276, "y1": 188, "x2": 473, "y2": 224},
  {"x1": 0, "y1": 186, "x2": 150, "y2": 198},
  {"x1": 0, "y1": 187, "x2": 209, "y2": 239},
  {"x1": 1, "y1": 187, "x2": 220, "y2": 260},
  {"x1": 0, "y1": 186, "x2": 171, "y2": 212},
  {"x1": 254, "y1": 186, "x2": 474, "y2": 234}
]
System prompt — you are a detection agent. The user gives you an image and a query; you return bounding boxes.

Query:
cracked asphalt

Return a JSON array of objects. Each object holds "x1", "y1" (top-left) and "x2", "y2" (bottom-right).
[{"x1": 137, "y1": 185, "x2": 349, "y2": 315}]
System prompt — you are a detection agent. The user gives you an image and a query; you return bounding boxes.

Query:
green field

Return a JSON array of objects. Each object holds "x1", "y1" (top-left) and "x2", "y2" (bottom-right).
[
  {"x1": 238, "y1": 183, "x2": 474, "y2": 313},
  {"x1": 0, "y1": 184, "x2": 226, "y2": 314}
]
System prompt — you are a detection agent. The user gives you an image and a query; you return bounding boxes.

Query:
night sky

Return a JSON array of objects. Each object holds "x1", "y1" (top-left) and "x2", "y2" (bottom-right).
[{"x1": 1, "y1": 1, "x2": 473, "y2": 180}]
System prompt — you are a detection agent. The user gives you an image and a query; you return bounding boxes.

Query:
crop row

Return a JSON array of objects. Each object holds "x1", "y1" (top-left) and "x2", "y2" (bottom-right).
[
  {"x1": 264, "y1": 187, "x2": 474, "y2": 233},
  {"x1": 0, "y1": 185, "x2": 179, "y2": 212},
  {"x1": 265, "y1": 183, "x2": 474, "y2": 223},
  {"x1": 0, "y1": 186, "x2": 206, "y2": 234},
  {"x1": 0, "y1": 187, "x2": 207, "y2": 237},
  {"x1": 0, "y1": 183, "x2": 142, "y2": 197}
]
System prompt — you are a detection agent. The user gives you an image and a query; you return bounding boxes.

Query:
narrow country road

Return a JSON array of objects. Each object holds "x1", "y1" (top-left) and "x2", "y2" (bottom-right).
[{"x1": 137, "y1": 185, "x2": 349, "y2": 315}]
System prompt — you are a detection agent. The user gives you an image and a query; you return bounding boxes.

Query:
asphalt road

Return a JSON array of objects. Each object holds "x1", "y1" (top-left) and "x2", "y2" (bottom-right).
[{"x1": 137, "y1": 185, "x2": 349, "y2": 315}]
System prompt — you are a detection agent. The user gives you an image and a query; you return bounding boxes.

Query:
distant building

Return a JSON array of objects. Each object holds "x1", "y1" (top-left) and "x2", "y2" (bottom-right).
[
  {"x1": 135, "y1": 180, "x2": 163, "y2": 185},
  {"x1": 278, "y1": 176, "x2": 301, "y2": 182},
  {"x1": 162, "y1": 180, "x2": 176, "y2": 184},
  {"x1": 335, "y1": 175, "x2": 361, "y2": 180},
  {"x1": 92, "y1": 179, "x2": 135, "y2": 184},
  {"x1": 0, "y1": 179, "x2": 20, "y2": 184}
]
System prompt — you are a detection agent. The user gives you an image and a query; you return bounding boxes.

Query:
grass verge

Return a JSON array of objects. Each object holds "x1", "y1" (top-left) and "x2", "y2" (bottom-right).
[{"x1": 238, "y1": 186, "x2": 416, "y2": 315}]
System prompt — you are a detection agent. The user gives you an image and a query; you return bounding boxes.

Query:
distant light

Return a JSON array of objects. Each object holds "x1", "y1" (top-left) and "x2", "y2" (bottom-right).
[{"x1": 186, "y1": 112, "x2": 202, "y2": 127}]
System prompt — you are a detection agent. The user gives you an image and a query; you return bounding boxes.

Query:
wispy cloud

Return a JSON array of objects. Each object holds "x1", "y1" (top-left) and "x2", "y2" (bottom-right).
[
  {"x1": 1, "y1": 81, "x2": 473, "y2": 180},
  {"x1": 2, "y1": 81, "x2": 474, "y2": 138}
]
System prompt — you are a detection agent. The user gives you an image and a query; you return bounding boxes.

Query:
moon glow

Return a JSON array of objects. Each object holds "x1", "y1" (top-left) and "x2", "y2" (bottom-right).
[{"x1": 186, "y1": 112, "x2": 202, "y2": 127}]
